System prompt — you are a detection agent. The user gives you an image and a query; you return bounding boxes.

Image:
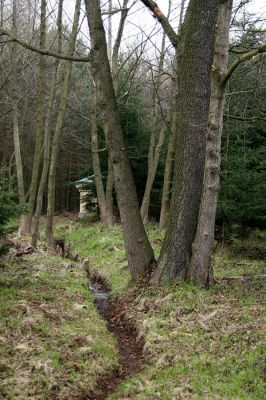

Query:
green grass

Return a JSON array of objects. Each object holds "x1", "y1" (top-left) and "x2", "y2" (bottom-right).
[
  {"x1": 1, "y1": 218, "x2": 265, "y2": 399},
  {"x1": 0, "y1": 251, "x2": 119, "y2": 399}
]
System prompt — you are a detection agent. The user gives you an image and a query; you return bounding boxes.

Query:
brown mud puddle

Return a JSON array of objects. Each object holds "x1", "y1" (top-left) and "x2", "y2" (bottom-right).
[{"x1": 86, "y1": 279, "x2": 145, "y2": 400}]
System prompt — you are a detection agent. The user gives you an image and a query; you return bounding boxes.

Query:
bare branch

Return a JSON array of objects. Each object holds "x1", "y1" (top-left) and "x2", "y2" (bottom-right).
[
  {"x1": 139, "y1": 0, "x2": 179, "y2": 48},
  {"x1": 222, "y1": 42, "x2": 266, "y2": 85},
  {"x1": 0, "y1": 28, "x2": 91, "y2": 62}
]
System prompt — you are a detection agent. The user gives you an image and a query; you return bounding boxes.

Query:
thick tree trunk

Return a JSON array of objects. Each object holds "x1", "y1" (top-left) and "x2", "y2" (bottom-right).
[
  {"x1": 159, "y1": 109, "x2": 176, "y2": 229},
  {"x1": 31, "y1": 0, "x2": 63, "y2": 247},
  {"x1": 85, "y1": 0, "x2": 155, "y2": 278},
  {"x1": 152, "y1": 0, "x2": 218, "y2": 284},
  {"x1": 187, "y1": 0, "x2": 233, "y2": 287},
  {"x1": 45, "y1": 0, "x2": 80, "y2": 245}
]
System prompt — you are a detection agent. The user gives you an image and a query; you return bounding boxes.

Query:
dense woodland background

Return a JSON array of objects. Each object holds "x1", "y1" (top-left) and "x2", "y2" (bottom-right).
[{"x1": 0, "y1": 0, "x2": 265, "y2": 259}]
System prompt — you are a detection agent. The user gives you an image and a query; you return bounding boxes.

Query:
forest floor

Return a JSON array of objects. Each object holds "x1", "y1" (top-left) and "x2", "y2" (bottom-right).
[{"x1": 0, "y1": 216, "x2": 265, "y2": 399}]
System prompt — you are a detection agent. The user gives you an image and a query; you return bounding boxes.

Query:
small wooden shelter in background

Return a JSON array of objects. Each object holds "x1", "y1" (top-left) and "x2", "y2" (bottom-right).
[{"x1": 75, "y1": 176, "x2": 94, "y2": 217}]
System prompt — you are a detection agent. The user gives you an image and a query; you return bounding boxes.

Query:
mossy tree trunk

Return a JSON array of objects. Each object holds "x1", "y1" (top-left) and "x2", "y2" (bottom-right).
[
  {"x1": 152, "y1": 0, "x2": 218, "y2": 284},
  {"x1": 85, "y1": 0, "x2": 155, "y2": 278},
  {"x1": 187, "y1": 0, "x2": 233, "y2": 286}
]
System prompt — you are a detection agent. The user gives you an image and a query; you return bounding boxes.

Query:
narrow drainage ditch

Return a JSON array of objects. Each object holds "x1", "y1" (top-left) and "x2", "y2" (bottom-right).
[{"x1": 86, "y1": 275, "x2": 145, "y2": 400}]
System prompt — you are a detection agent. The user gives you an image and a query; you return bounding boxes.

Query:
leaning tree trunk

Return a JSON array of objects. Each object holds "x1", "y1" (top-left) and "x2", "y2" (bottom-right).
[
  {"x1": 152, "y1": 0, "x2": 218, "y2": 284},
  {"x1": 85, "y1": 0, "x2": 155, "y2": 278},
  {"x1": 45, "y1": 0, "x2": 80, "y2": 246},
  {"x1": 31, "y1": 0, "x2": 63, "y2": 247},
  {"x1": 187, "y1": 0, "x2": 233, "y2": 286}
]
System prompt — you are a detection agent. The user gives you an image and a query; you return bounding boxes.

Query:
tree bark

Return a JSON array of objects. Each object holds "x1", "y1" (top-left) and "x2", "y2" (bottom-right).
[
  {"x1": 152, "y1": 0, "x2": 218, "y2": 284},
  {"x1": 85, "y1": 0, "x2": 155, "y2": 278},
  {"x1": 9, "y1": 0, "x2": 27, "y2": 236},
  {"x1": 31, "y1": 0, "x2": 63, "y2": 247},
  {"x1": 140, "y1": 1, "x2": 171, "y2": 223},
  {"x1": 24, "y1": 0, "x2": 47, "y2": 233},
  {"x1": 159, "y1": 109, "x2": 176, "y2": 229},
  {"x1": 45, "y1": 0, "x2": 81, "y2": 245},
  {"x1": 90, "y1": 83, "x2": 107, "y2": 222},
  {"x1": 187, "y1": 0, "x2": 233, "y2": 287},
  {"x1": 158, "y1": 0, "x2": 185, "y2": 230}
]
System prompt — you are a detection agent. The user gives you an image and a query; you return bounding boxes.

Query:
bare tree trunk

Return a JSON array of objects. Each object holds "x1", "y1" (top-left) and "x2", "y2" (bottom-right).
[
  {"x1": 91, "y1": 83, "x2": 107, "y2": 221},
  {"x1": 158, "y1": 0, "x2": 185, "y2": 230},
  {"x1": 140, "y1": 0, "x2": 172, "y2": 223},
  {"x1": 45, "y1": 0, "x2": 81, "y2": 245},
  {"x1": 85, "y1": 0, "x2": 155, "y2": 278},
  {"x1": 187, "y1": 0, "x2": 233, "y2": 287},
  {"x1": 152, "y1": 0, "x2": 217, "y2": 284},
  {"x1": 9, "y1": 0, "x2": 27, "y2": 236},
  {"x1": 24, "y1": 0, "x2": 47, "y2": 233},
  {"x1": 105, "y1": 157, "x2": 114, "y2": 226},
  {"x1": 31, "y1": 0, "x2": 63, "y2": 247},
  {"x1": 159, "y1": 109, "x2": 176, "y2": 229}
]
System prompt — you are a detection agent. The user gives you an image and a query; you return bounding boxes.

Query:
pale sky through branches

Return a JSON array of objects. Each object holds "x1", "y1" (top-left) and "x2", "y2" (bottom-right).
[{"x1": 50, "y1": 0, "x2": 266, "y2": 61}]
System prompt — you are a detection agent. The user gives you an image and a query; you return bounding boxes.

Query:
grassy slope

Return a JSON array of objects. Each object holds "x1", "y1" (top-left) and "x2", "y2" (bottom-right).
[
  {"x1": 1, "y1": 218, "x2": 265, "y2": 399},
  {"x1": 0, "y1": 250, "x2": 119, "y2": 399},
  {"x1": 61, "y1": 219, "x2": 265, "y2": 400}
]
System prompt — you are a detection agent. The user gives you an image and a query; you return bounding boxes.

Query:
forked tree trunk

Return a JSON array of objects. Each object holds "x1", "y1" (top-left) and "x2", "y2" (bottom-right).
[
  {"x1": 187, "y1": 0, "x2": 233, "y2": 286},
  {"x1": 45, "y1": 0, "x2": 81, "y2": 245},
  {"x1": 85, "y1": 0, "x2": 155, "y2": 278},
  {"x1": 152, "y1": 0, "x2": 218, "y2": 284},
  {"x1": 31, "y1": 0, "x2": 63, "y2": 247}
]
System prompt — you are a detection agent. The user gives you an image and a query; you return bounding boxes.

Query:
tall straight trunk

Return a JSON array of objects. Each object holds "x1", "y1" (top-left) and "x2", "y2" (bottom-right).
[
  {"x1": 9, "y1": 0, "x2": 27, "y2": 235},
  {"x1": 105, "y1": 157, "x2": 114, "y2": 226},
  {"x1": 91, "y1": 83, "x2": 107, "y2": 221},
  {"x1": 105, "y1": 0, "x2": 130, "y2": 227},
  {"x1": 85, "y1": 0, "x2": 155, "y2": 278},
  {"x1": 31, "y1": 0, "x2": 63, "y2": 247},
  {"x1": 152, "y1": 0, "x2": 218, "y2": 284},
  {"x1": 158, "y1": 0, "x2": 185, "y2": 230},
  {"x1": 45, "y1": 0, "x2": 81, "y2": 245},
  {"x1": 187, "y1": 0, "x2": 233, "y2": 286},
  {"x1": 159, "y1": 108, "x2": 176, "y2": 229},
  {"x1": 25, "y1": 0, "x2": 47, "y2": 233},
  {"x1": 140, "y1": 1, "x2": 172, "y2": 223}
]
